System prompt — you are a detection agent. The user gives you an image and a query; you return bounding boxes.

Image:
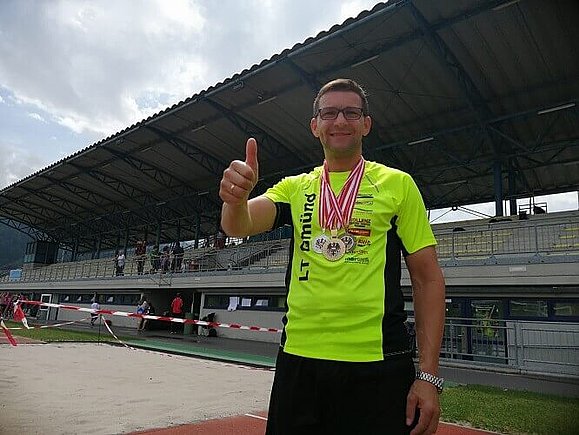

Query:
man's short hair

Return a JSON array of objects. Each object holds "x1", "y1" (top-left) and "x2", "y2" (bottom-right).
[{"x1": 313, "y1": 78, "x2": 369, "y2": 116}]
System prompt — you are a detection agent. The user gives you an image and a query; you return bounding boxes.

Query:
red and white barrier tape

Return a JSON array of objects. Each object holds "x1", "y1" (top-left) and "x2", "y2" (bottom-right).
[
  {"x1": 101, "y1": 316, "x2": 134, "y2": 350},
  {"x1": 6, "y1": 317, "x2": 90, "y2": 330},
  {"x1": 18, "y1": 300, "x2": 282, "y2": 333}
]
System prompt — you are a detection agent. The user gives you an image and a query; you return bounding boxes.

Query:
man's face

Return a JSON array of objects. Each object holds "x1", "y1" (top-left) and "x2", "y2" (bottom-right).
[{"x1": 310, "y1": 91, "x2": 371, "y2": 160}]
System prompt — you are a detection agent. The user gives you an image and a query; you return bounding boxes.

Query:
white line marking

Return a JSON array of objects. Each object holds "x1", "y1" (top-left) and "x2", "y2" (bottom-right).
[{"x1": 244, "y1": 413, "x2": 268, "y2": 421}]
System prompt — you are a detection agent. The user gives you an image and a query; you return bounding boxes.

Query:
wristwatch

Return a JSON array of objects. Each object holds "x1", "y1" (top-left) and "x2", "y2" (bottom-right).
[{"x1": 415, "y1": 370, "x2": 444, "y2": 393}]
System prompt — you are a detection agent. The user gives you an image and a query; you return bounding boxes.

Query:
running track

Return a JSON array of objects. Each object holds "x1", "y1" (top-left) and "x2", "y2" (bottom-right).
[{"x1": 134, "y1": 411, "x2": 496, "y2": 435}]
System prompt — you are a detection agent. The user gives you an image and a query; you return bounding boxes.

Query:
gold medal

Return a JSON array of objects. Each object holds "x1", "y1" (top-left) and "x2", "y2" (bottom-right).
[{"x1": 323, "y1": 230, "x2": 346, "y2": 261}]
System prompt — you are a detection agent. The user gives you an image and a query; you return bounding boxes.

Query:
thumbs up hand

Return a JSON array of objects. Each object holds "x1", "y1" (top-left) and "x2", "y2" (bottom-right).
[{"x1": 220, "y1": 138, "x2": 259, "y2": 205}]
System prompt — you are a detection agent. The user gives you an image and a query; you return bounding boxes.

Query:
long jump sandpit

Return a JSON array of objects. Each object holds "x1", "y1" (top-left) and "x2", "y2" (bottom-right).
[{"x1": 0, "y1": 343, "x2": 274, "y2": 434}]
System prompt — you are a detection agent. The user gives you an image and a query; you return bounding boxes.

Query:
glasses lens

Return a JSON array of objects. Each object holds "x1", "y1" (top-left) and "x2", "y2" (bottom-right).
[
  {"x1": 319, "y1": 108, "x2": 339, "y2": 120},
  {"x1": 344, "y1": 108, "x2": 363, "y2": 120}
]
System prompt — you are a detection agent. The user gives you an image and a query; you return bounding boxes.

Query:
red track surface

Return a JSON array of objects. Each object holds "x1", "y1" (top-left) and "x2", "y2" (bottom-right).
[{"x1": 134, "y1": 411, "x2": 496, "y2": 435}]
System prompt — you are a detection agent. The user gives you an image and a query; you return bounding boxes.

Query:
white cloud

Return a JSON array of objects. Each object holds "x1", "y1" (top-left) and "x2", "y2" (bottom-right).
[
  {"x1": 0, "y1": 0, "x2": 380, "y2": 189},
  {"x1": 0, "y1": 0, "x2": 209, "y2": 137},
  {"x1": 0, "y1": 95, "x2": 4, "y2": 104},
  {"x1": 28, "y1": 112, "x2": 47, "y2": 123},
  {"x1": 0, "y1": 142, "x2": 47, "y2": 189},
  {"x1": 0, "y1": 0, "x2": 380, "y2": 142},
  {"x1": 339, "y1": 0, "x2": 379, "y2": 22}
]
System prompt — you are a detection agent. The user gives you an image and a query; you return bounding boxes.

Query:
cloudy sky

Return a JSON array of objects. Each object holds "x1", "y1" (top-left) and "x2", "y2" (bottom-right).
[
  {"x1": 0, "y1": 0, "x2": 576, "y2": 220},
  {"x1": 0, "y1": 0, "x2": 381, "y2": 188}
]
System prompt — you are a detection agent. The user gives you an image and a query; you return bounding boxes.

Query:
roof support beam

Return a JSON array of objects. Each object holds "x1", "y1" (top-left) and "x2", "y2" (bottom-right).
[
  {"x1": 102, "y1": 145, "x2": 190, "y2": 198},
  {"x1": 408, "y1": 1, "x2": 508, "y2": 215},
  {"x1": 144, "y1": 125, "x2": 226, "y2": 176},
  {"x1": 204, "y1": 98, "x2": 309, "y2": 168},
  {"x1": 0, "y1": 218, "x2": 47, "y2": 241},
  {"x1": 68, "y1": 162, "x2": 151, "y2": 209}
]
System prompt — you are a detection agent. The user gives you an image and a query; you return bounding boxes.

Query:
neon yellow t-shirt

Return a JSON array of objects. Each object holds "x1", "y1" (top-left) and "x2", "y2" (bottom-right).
[{"x1": 264, "y1": 160, "x2": 436, "y2": 362}]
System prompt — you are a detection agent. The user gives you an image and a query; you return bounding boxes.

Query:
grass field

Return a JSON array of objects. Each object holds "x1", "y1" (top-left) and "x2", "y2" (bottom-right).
[
  {"x1": 5, "y1": 322, "x2": 579, "y2": 434},
  {"x1": 441, "y1": 384, "x2": 579, "y2": 434},
  {"x1": 3, "y1": 320, "x2": 136, "y2": 342}
]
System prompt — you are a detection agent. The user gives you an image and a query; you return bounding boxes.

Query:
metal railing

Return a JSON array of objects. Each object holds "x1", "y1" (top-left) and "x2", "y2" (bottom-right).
[
  {"x1": 436, "y1": 220, "x2": 579, "y2": 261},
  {"x1": 437, "y1": 317, "x2": 579, "y2": 376},
  {"x1": 1, "y1": 217, "x2": 578, "y2": 284}
]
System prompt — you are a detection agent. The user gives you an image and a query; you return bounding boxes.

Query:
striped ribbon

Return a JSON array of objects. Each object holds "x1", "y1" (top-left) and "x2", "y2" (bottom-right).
[
  {"x1": 17, "y1": 300, "x2": 282, "y2": 333},
  {"x1": 319, "y1": 157, "x2": 365, "y2": 230}
]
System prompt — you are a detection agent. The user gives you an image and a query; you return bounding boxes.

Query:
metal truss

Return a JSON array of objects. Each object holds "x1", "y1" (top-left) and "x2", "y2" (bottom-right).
[
  {"x1": 204, "y1": 98, "x2": 309, "y2": 169},
  {"x1": 144, "y1": 125, "x2": 226, "y2": 176},
  {"x1": 0, "y1": 218, "x2": 50, "y2": 241}
]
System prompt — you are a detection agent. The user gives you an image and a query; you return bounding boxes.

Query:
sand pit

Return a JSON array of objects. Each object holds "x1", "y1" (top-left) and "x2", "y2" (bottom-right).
[{"x1": 0, "y1": 343, "x2": 274, "y2": 434}]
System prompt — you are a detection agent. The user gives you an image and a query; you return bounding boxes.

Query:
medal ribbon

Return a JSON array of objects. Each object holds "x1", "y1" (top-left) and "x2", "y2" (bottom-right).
[{"x1": 319, "y1": 157, "x2": 365, "y2": 231}]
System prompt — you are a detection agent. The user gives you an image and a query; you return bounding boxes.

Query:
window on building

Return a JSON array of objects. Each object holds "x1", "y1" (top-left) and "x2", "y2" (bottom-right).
[
  {"x1": 204, "y1": 295, "x2": 230, "y2": 309},
  {"x1": 553, "y1": 301, "x2": 579, "y2": 317},
  {"x1": 509, "y1": 300, "x2": 548, "y2": 318},
  {"x1": 204, "y1": 294, "x2": 285, "y2": 311},
  {"x1": 471, "y1": 300, "x2": 504, "y2": 319}
]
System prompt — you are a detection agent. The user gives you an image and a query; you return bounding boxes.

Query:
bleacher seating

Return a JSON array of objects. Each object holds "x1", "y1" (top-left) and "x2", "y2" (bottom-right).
[{"x1": 2, "y1": 210, "x2": 577, "y2": 283}]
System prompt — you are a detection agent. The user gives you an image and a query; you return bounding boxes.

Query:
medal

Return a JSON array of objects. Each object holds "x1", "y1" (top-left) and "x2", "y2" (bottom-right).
[
  {"x1": 323, "y1": 231, "x2": 346, "y2": 261},
  {"x1": 318, "y1": 157, "x2": 365, "y2": 262},
  {"x1": 340, "y1": 232, "x2": 356, "y2": 253},
  {"x1": 313, "y1": 233, "x2": 329, "y2": 254}
]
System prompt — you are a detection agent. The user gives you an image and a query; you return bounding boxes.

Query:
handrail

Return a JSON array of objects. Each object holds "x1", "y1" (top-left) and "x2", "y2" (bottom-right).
[{"x1": 1, "y1": 217, "x2": 578, "y2": 283}]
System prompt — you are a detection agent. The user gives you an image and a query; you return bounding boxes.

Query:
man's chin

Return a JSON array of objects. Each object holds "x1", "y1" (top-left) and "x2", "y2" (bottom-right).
[{"x1": 323, "y1": 142, "x2": 361, "y2": 156}]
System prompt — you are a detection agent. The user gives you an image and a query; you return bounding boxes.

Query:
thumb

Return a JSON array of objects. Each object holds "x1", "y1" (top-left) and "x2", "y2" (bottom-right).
[{"x1": 245, "y1": 137, "x2": 259, "y2": 178}]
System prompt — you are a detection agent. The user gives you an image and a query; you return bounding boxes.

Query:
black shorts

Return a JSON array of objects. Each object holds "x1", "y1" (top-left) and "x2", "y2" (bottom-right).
[{"x1": 266, "y1": 349, "x2": 418, "y2": 435}]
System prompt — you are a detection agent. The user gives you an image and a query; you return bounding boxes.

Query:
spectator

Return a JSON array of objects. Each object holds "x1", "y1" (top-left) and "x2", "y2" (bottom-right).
[
  {"x1": 135, "y1": 240, "x2": 147, "y2": 275},
  {"x1": 136, "y1": 297, "x2": 150, "y2": 332},
  {"x1": 150, "y1": 244, "x2": 160, "y2": 273},
  {"x1": 171, "y1": 242, "x2": 184, "y2": 272},
  {"x1": 170, "y1": 293, "x2": 184, "y2": 334},
  {"x1": 116, "y1": 251, "x2": 125, "y2": 276},
  {"x1": 90, "y1": 297, "x2": 100, "y2": 327},
  {"x1": 160, "y1": 246, "x2": 170, "y2": 273}
]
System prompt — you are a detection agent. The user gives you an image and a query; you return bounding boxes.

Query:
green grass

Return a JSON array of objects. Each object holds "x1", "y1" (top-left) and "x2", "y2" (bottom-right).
[
  {"x1": 3, "y1": 320, "x2": 138, "y2": 342},
  {"x1": 441, "y1": 384, "x2": 579, "y2": 434},
  {"x1": 4, "y1": 323, "x2": 578, "y2": 434}
]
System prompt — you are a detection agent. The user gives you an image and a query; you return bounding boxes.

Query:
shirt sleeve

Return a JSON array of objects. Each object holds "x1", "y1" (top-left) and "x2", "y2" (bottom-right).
[
  {"x1": 263, "y1": 177, "x2": 295, "y2": 228},
  {"x1": 264, "y1": 176, "x2": 292, "y2": 204},
  {"x1": 396, "y1": 173, "x2": 437, "y2": 255}
]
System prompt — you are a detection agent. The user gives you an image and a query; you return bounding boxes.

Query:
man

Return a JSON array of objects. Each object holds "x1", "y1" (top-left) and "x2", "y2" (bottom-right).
[
  {"x1": 171, "y1": 241, "x2": 184, "y2": 272},
  {"x1": 220, "y1": 78, "x2": 445, "y2": 434},
  {"x1": 170, "y1": 293, "x2": 183, "y2": 334},
  {"x1": 90, "y1": 297, "x2": 100, "y2": 327},
  {"x1": 135, "y1": 240, "x2": 147, "y2": 275},
  {"x1": 116, "y1": 250, "x2": 125, "y2": 276}
]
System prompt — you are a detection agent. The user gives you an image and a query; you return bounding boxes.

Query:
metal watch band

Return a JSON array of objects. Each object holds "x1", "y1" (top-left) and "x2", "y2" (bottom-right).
[{"x1": 415, "y1": 370, "x2": 444, "y2": 393}]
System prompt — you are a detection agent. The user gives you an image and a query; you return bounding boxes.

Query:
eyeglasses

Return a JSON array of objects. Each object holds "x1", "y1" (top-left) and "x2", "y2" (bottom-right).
[{"x1": 317, "y1": 107, "x2": 365, "y2": 120}]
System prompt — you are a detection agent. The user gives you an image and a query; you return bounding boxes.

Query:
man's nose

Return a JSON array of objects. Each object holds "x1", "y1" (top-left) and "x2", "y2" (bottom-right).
[{"x1": 334, "y1": 111, "x2": 348, "y2": 123}]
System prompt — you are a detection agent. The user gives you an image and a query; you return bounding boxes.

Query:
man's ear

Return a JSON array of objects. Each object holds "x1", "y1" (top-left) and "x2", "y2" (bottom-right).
[
  {"x1": 362, "y1": 116, "x2": 372, "y2": 137},
  {"x1": 310, "y1": 117, "x2": 320, "y2": 138}
]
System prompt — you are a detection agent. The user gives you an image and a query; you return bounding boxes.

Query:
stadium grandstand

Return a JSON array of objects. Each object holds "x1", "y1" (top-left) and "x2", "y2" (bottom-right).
[{"x1": 1, "y1": 0, "x2": 578, "y2": 378}]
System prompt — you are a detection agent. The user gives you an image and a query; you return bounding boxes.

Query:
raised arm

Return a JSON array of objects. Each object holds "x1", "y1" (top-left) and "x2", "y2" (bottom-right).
[
  {"x1": 219, "y1": 138, "x2": 276, "y2": 237},
  {"x1": 404, "y1": 245, "x2": 445, "y2": 434}
]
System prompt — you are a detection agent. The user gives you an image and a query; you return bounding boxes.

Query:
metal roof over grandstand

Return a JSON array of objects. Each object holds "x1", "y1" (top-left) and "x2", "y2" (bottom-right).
[{"x1": 1, "y1": 0, "x2": 578, "y2": 252}]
